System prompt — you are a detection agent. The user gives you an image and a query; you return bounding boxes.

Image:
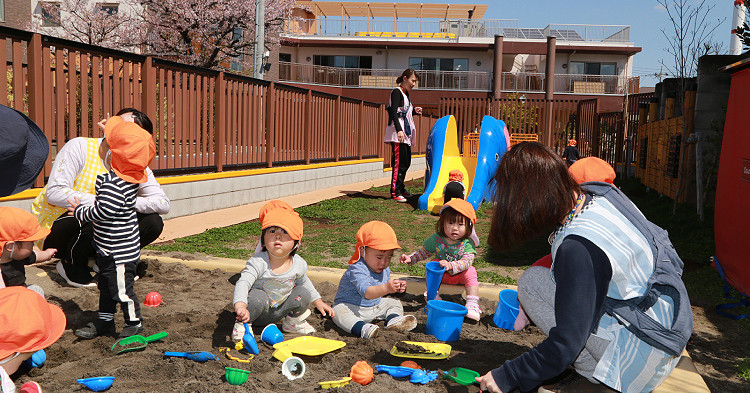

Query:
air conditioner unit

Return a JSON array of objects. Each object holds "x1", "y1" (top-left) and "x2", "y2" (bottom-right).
[{"x1": 439, "y1": 20, "x2": 476, "y2": 35}]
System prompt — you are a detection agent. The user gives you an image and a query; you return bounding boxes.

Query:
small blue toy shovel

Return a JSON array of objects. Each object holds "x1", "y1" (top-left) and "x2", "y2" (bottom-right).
[
  {"x1": 241, "y1": 323, "x2": 260, "y2": 355},
  {"x1": 164, "y1": 351, "x2": 218, "y2": 362}
]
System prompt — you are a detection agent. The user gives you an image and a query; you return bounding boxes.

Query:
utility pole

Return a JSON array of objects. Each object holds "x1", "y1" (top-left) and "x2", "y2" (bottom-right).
[
  {"x1": 254, "y1": 0, "x2": 265, "y2": 79},
  {"x1": 654, "y1": 65, "x2": 668, "y2": 83}
]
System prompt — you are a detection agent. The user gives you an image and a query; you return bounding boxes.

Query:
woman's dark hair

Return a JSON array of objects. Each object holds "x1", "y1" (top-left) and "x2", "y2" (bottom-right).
[
  {"x1": 396, "y1": 68, "x2": 420, "y2": 85},
  {"x1": 116, "y1": 108, "x2": 153, "y2": 134},
  {"x1": 436, "y1": 206, "x2": 473, "y2": 241},
  {"x1": 260, "y1": 227, "x2": 298, "y2": 257},
  {"x1": 488, "y1": 142, "x2": 580, "y2": 252}
]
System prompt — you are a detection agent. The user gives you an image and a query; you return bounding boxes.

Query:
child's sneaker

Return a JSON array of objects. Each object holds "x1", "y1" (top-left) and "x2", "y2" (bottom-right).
[
  {"x1": 282, "y1": 309, "x2": 315, "y2": 334},
  {"x1": 231, "y1": 322, "x2": 245, "y2": 341},
  {"x1": 119, "y1": 323, "x2": 144, "y2": 338},
  {"x1": 386, "y1": 315, "x2": 417, "y2": 332},
  {"x1": 466, "y1": 296, "x2": 482, "y2": 321},
  {"x1": 393, "y1": 195, "x2": 407, "y2": 203},
  {"x1": 20, "y1": 381, "x2": 42, "y2": 393},
  {"x1": 361, "y1": 323, "x2": 379, "y2": 339},
  {"x1": 74, "y1": 320, "x2": 116, "y2": 339},
  {"x1": 423, "y1": 291, "x2": 442, "y2": 301}
]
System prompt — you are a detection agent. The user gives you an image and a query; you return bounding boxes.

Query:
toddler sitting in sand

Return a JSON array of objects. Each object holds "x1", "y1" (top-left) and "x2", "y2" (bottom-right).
[
  {"x1": 331, "y1": 221, "x2": 417, "y2": 339},
  {"x1": 232, "y1": 201, "x2": 334, "y2": 339}
]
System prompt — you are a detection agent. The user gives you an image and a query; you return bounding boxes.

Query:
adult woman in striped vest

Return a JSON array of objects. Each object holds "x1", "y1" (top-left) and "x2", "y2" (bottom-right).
[
  {"x1": 32, "y1": 109, "x2": 170, "y2": 287},
  {"x1": 384, "y1": 69, "x2": 422, "y2": 203},
  {"x1": 477, "y1": 142, "x2": 687, "y2": 393}
]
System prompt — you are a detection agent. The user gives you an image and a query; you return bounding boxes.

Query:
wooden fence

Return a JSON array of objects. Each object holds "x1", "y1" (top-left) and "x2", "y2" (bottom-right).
[
  {"x1": 0, "y1": 26, "x2": 436, "y2": 187},
  {"x1": 439, "y1": 96, "x2": 579, "y2": 155},
  {"x1": 634, "y1": 90, "x2": 695, "y2": 202}
]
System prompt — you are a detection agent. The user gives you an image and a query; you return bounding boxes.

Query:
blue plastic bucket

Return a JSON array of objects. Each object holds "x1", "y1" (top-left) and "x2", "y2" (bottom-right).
[
  {"x1": 425, "y1": 300, "x2": 467, "y2": 341},
  {"x1": 493, "y1": 289, "x2": 519, "y2": 330},
  {"x1": 425, "y1": 261, "x2": 445, "y2": 302}
]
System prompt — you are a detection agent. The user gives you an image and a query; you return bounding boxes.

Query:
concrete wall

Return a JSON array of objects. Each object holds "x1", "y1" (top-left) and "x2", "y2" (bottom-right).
[{"x1": 0, "y1": 158, "x2": 427, "y2": 220}]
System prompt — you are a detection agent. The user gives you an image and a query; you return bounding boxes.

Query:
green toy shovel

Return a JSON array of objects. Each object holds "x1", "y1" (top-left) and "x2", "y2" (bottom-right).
[{"x1": 111, "y1": 331, "x2": 168, "y2": 354}]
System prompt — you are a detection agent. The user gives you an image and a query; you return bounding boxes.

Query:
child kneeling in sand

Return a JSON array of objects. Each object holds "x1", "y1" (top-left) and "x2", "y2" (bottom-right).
[
  {"x1": 332, "y1": 221, "x2": 417, "y2": 339},
  {"x1": 0, "y1": 286, "x2": 66, "y2": 393},
  {"x1": 232, "y1": 201, "x2": 334, "y2": 338},
  {"x1": 0, "y1": 207, "x2": 57, "y2": 296}
]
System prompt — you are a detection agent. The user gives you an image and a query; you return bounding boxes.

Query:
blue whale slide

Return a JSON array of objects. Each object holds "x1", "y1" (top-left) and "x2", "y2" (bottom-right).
[{"x1": 418, "y1": 115, "x2": 509, "y2": 213}]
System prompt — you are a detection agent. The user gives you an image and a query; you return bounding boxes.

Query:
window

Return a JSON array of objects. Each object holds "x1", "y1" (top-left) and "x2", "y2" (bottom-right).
[
  {"x1": 40, "y1": 2, "x2": 61, "y2": 27},
  {"x1": 569, "y1": 61, "x2": 617, "y2": 75},
  {"x1": 279, "y1": 53, "x2": 292, "y2": 62},
  {"x1": 409, "y1": 57, "x2": 469, "y2": 71},
  {"x1": 313, "y1": 55, "x2": 372, "y2": 69},
  {"x1": 0, "y1": 0, "x2": 5, "y2": 22},
  {"x1": 99, "y1": 3, "x2": 118, "y2": 16}
]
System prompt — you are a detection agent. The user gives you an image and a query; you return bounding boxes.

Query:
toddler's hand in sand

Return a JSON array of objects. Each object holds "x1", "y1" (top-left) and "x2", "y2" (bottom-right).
[
  {"x1": 476, "y1": 371, "x2": 503, "y2": 393},
  {"x1": 386, "y1": 279, "x2": 405, "y2": 293},
  {"x1": 399, "y1": 254, "x2": 411, "y2": 264},
  {"x1": 235, "y1": 305, "x2": 250, "y2": 323},
  {"x1": 36, "y1": 248, "x2": 57, "y2": 262},
  {"x1": 313, "y1": 299, "x2": 335, "y2": 317}
]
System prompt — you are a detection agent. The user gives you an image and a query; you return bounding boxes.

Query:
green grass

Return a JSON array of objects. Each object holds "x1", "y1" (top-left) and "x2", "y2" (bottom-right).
[
  {"x1": 148, "y1": 176, "x2": 719, "y2": 289},
  {"x1": 739, "y1": 358, "x2": 750, "y2": 382}
]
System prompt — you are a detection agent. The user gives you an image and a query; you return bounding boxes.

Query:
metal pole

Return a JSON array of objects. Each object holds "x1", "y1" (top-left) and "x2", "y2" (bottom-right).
[
  {"x1": 254, "y1": 0, "x2": 265, "y2": 79},
  {"x1": 731, "y1": 4, "x2": 747, "y2": 55}
]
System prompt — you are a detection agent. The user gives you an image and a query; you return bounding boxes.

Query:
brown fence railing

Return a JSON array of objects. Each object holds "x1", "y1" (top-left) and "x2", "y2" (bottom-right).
[
  {"x1": 0, "y1": 26, "x2": 437, "y2": 187},
  {"x1": 439, "y1": 96, "x2": 579, "y2": 155}
]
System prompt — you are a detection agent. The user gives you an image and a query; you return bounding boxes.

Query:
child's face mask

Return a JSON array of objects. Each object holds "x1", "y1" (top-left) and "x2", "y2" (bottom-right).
[{"x1": 103, "y1": 150, "x2": 112, "y2": 169}]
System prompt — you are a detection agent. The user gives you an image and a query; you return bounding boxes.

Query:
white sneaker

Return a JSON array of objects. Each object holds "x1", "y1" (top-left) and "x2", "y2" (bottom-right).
[
  {"x1": 231, "y1": 322, "x2": 245, "y2": 341},
  {"x1": 56, "y1": 262, "x2": 97, "y2": 288},
  {"x1": 282, "y1": 309, "x2": 315, "y2": 334},
  {"x1": 361, "y1": 323, "x2": 379, "y2": 339},
  {"x1": 466, "y1": 302, "x2": 482, "y2": 322},
  {"x1": 386, "y1": 315, "x2": 417, "y2": 332}
]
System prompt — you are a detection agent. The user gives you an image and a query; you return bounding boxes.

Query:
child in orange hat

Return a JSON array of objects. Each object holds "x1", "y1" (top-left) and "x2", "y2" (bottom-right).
[
  {"x1": 232, "y1": 201, "x2": 334, "y2": 339},
  {"x1": 0, "y1": 208, "x2": 56, "y2": 296},
  {"x1": 331, "y1": 221, "x2": 416, "y2": 339},
  {"x1": 443, "y1": 169, "x2": 466, "y2": 203},
  {"x1": 400, "y1": 198, "x2": 482, "y2": 321},
  {"x1": 0, "y1": 286, "x2": 66, "y2": 393},
  {"x1": 68, "y1": 116, "x2": 156, "y2": 340}
]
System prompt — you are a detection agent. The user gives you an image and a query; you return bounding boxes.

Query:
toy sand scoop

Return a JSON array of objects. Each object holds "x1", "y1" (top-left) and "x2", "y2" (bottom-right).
[{"x1": 111, "y1": 331, "x2": 168, "y2": 354}]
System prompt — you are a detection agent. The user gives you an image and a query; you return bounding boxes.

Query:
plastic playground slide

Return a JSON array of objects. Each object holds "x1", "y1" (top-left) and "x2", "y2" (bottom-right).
[{"x1": 418, "y1": 115, "x2": 509, "y2": 213}]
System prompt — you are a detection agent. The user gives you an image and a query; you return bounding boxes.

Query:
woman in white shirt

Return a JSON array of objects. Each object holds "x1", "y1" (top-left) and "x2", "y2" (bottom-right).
[{"x1": 32, "y1": 108, "x2": 170, "y2": 287}]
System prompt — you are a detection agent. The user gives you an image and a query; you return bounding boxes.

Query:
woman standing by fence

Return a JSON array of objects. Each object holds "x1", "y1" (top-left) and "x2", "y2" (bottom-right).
[{"x1": 385, "y1": 69, "x2": 422, "y2": 203}]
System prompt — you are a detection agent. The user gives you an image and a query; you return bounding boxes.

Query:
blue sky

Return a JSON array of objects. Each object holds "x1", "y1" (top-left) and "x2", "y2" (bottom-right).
[{"x1": 364, "y1": 0, "x2": 736, "y2": 87}]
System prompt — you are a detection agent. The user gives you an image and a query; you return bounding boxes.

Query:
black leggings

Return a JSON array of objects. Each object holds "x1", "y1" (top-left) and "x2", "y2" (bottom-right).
[
  {"x1": 390, "y1": 142, "x2": 411, "y2": 197},
  {"x1": 44, "y1": 212, "x2": 164, "y2": 284}
]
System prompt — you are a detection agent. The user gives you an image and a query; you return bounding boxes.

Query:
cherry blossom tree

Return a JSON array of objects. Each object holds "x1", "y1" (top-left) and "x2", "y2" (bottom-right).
[
  {"x1": 134, "y1": 0, "x2": 297, "y2": 70},
  {"x1": 30, "y1": 0, "x2": 141, "y2": 50}
]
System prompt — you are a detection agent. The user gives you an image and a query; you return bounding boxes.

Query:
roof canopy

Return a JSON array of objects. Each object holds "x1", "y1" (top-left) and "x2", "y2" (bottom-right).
[{"x1": 297, "y1": 1, "x2": 488, "y2": 20}]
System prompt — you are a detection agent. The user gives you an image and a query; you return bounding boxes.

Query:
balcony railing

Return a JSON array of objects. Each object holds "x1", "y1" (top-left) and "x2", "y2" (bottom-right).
[
  {"x1": 278, "y1": 63, "x2": 639, "y2": 94},
  {"x1": 283, "y1": 18, "x2": 630, "y2": 43},
  {"x1": 278, "y1": 62, "x2": 490, "y2": 91}
]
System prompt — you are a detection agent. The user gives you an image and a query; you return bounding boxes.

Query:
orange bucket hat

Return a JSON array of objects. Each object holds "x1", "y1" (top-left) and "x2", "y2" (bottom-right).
[
  {"x1": 104, "y1": 116, "x2": 156, "y2": 184},
  {"x1": 259, "y1": 200, "x2": 293, "y2": 222},
  {"x1": 0, "y1": 286, "x2": 66, "y2": 360},
  {"x1": 439, "y1": 198, "x2": 476, "y2": 224},
  {"x1": 0, "y1": 207, "x2": 50, "y2": 248},
  {"x1": 567, "y1": 139, "x2": 577, "y2": 147},
  {"x1": 448, "y1": 169, "x2": 464, "y2": 182},
  {"x1": 261, "y1": 207, "x2": 303, "y2": 241},
  {"x1": 569, "y1": 157, "x2": 616, "y2": 185},
  {"x1": 349, "y1": 221, "x2": 401, "y2": 264}
]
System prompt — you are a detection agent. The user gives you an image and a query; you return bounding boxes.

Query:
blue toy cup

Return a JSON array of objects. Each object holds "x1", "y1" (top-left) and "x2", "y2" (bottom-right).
[
  {"x1": 425, "y1": 300, "x2": 467, "y2": 342},
  {"x1": 261, "y1": 323, "x2": 284, "y2": 346},
  {"x1": 493, "y1": 289, "x2": 520, "y2": 330},
  {"x1": 425, "y1": 261, "x2": 446, "y2": 302}
]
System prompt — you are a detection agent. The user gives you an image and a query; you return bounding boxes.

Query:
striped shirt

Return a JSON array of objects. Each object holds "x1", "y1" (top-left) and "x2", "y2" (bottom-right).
[
  {"x1": 551, "y1": 195, "x2": 680, "y2": 393},
  {"x1": 74, "y1": 170, "x2": 141, "y2": 265}
]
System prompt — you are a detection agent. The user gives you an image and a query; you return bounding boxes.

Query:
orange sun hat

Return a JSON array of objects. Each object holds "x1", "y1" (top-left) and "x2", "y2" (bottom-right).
[
  {"x1": 258, "y1": 200, "x2": 293, "y2": 223},
  {"x1": 261, "y1": 207, "x2": 303, "y2": 241},
  {"x1": 0, "y1": 207, "x2": 50, "y2": 247},
  {"x1": 448, "y1": 169, "x2": 464, "y2": 182},
  {"x1": 0, "y1": 286, "x2": 66, "y2": 360},
  {"x1": 569, "y1": 157, "x2": 616, "y2": 185},
  {"x1": 104, "y1": 116, "x2": 156, "y2": 184},
  {"x1": 440, "y1": 198, "x2": 476, "y2": 224},
  {"x1": 348, "y1": 221, "x2": 401, "y2": 264}
]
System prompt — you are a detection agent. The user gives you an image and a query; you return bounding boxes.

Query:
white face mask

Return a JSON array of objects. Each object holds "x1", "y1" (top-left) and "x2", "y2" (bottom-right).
[
  {"x1": 103, "y1": 150, "x2": 112, "y2": 169},
  {"x1": 8, "y1": 242, "x2": 15, "y2": 260}
]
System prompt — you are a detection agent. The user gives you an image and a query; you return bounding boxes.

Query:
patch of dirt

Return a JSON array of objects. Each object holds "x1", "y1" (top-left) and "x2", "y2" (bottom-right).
[{"x1": 15, "y1": 257, "x2": 748, "y2": 393}]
